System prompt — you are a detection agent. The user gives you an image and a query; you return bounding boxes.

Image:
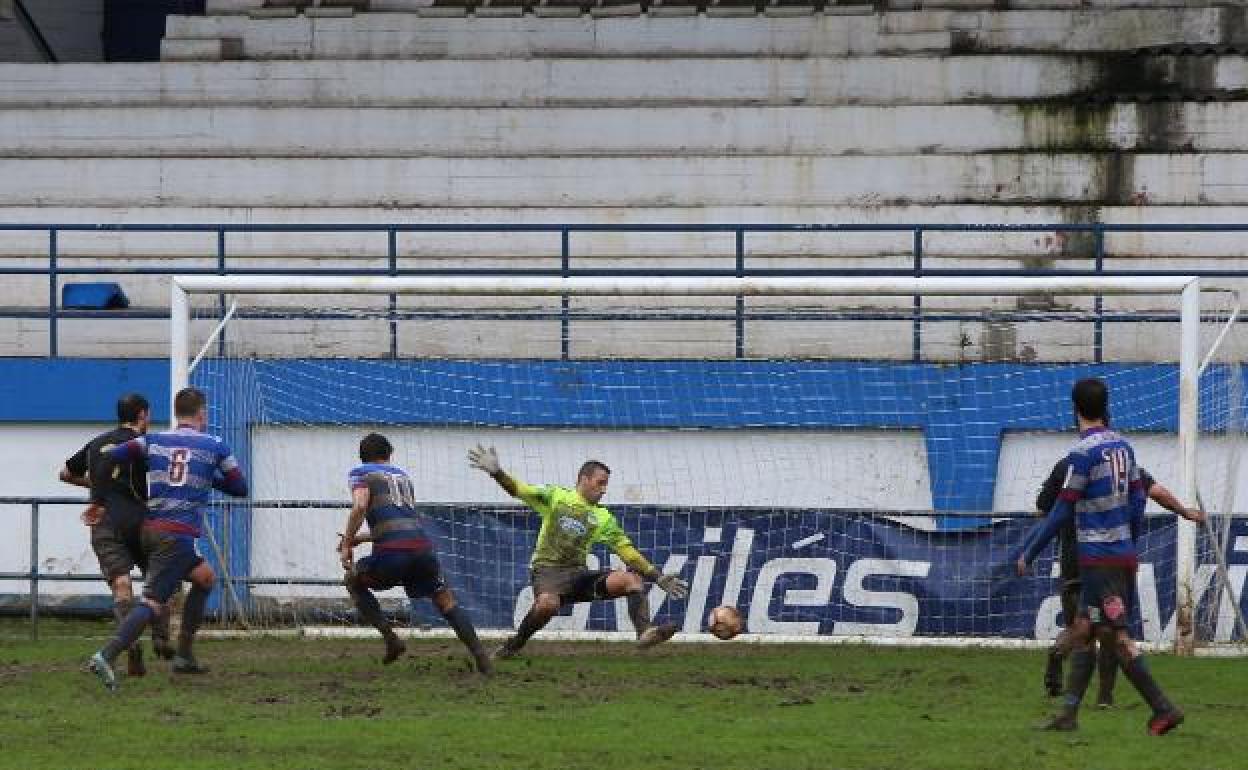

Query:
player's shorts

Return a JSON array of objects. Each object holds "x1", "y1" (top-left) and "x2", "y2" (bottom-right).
[
  {"x1": 140, "y1": 528, "x2": 205, "y2": 603},
  {"x1": 1079, "y1": 564, "x2": 1136, "y2": 631},
  {"x1": 90, "y1": 521, "x2": 145, "y2": 580},
  {"x1": 530, "y1": 566, "x2": 614, "y2": 604},
  {"x1": 354, "y1": 549, "x2": 447, "y2": 599}
]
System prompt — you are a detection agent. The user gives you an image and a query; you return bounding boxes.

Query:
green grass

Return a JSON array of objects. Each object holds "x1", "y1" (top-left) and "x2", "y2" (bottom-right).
[{"x1": 1, "y1": 619, "x2": 1244, "y2": 770}]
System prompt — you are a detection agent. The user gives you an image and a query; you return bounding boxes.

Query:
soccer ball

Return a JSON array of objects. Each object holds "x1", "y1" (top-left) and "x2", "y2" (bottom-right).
[{"x1": 707, "y1": 605, "x2": 743, "y2": 640}]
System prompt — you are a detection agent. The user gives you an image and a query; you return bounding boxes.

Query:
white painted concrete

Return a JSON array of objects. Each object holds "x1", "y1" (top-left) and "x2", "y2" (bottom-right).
[
  {"x1": 160, "y1": 8, "x2": 1233, "y2": 59},
  {"x1": 6, "y1": 154, "x2": 1248, "y2": 207},
  {"x1": 4, "y1": 103, "x2": 1245, "y2": 157}
]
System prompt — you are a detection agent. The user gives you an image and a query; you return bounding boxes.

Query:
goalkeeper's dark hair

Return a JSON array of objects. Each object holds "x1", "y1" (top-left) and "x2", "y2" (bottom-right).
[
  {"x1": 359, "y1": 432, "x2": 393, "y2": 463},
  {"x1": 174, "y1": 387, "x2": 206, "y2": 419},
  {"x1": 578, "y1": 460, "x2": 610, "y2": 480},
  {"x1": 1072, "y1": 377, "x2": 1110, "y2": 423},
  {"x1": 116, "y1": 392, "x2": 149, "y2": 424}
]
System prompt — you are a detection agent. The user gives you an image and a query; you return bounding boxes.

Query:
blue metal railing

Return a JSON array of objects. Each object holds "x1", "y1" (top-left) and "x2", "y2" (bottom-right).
[{"x1": 3, "y1": 221, "x2": 1248, "y2": 362}]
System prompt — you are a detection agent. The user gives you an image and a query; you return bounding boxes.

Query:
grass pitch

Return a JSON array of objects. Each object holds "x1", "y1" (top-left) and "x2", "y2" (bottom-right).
[{"x1": 1, "y1": 619, "x2": 1244, "y2": 770}]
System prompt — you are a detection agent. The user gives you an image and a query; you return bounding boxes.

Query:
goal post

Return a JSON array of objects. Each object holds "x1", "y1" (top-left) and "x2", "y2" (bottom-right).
[{"x1": 168, "y1": 274, "x2": 1243, "y2": 653}]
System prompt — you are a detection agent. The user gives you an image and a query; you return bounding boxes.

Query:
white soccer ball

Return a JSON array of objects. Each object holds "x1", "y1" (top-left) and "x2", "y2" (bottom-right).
[{"x1": 707, "y1": 605, "x2": 743, "y2": 640}]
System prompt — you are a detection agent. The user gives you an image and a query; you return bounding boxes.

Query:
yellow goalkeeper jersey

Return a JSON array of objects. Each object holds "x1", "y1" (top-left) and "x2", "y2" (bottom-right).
[{"x1": 514, "y1": 481, "x2": 636, "y2": 569}]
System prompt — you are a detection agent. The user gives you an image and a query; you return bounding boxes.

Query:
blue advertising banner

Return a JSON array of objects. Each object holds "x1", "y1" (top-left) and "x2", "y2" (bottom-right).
[{"x1": 410, "y1": 508, "x2": 1248, "y2": 644}]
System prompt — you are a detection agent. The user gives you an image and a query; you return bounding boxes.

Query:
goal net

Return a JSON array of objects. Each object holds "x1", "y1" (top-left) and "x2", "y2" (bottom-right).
[{"x1": 172, "y1": 275, "x2": 1247, "y2": 651}]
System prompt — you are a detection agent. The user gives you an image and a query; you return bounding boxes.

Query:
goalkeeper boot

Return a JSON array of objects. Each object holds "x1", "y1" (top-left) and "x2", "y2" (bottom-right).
[
  {"x1": 1043, "y1": 649, "x2": 1064, "y2": 697},
  {"x1": 492, "y1": 637, "x2": 523, "y2": 660},
  {"x1": 126, "y1": 644, "x2": 146, "y2": 678},
  {"x1": 152, "y1": 638, "x2": 176, "y2": 661},
  {"x1": 87, "y1": 652, "x2": 119, "y2": 693},
  {"x1": 1147, "y1": 708, "x2": 1184, "y2": 736},
  {"x1": 172, "y1": 655, "x2": 210, "y2": 675},
  {"x1": 637, "y1": 622, "x2": 678, "y2": 650},
  {"x1": 1037, "y1": 709, "x2": 1078, "y2": 732},
  {"x1": 473, "y1": 650, "x2": 495, "y2": 677},
  {"x1": 1095, "y1": 690, "x2": 1114, "y2": 709},
  {"x1": 382, "y1": 631, "x2": 406, "y2": 665}
]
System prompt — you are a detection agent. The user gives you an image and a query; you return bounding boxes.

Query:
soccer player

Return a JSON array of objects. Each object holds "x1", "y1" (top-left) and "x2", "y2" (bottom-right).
[
  {"x1": 467, "y1": 445, "x2": 690, "y2": 658},
  {"x1": 336, "y1": 432, "x2": 492, "y2": 675},
  {"x1": 1035, "y1": 456, "x2": 1204, "y2": 705},
  {"x1": 86, "y1": 387, "x2": 248, "y2": 691},
  {"x1": 59, "y1": 393, "x2": 173, "y2": 676},
  {"x1": 1018, "y1": 378, "x2": 1184, "y2": 735}
]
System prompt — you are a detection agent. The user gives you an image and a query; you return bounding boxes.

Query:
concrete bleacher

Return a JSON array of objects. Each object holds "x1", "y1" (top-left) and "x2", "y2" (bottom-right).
[{"x1": 2, "y1": 2, "x2": 1248, "y2": 359}]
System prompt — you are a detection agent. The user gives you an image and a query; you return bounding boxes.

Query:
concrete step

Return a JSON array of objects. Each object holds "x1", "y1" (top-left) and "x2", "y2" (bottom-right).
[
  {"x1": 2, "y1": 102, "x2": 1247, "y2": 157},
  {"x1": 3, "y1": 204, "x2": 1248, "y2": 261},
  {"x1": 4, "y1": 154, "x2": 1248, "y2": 207},
  {"x1": 161, "y1": 7, "x2": 1247, "y2": 59},
  {"x1": 3, "y1": 55, "x2": 1244, "y2": 107}
]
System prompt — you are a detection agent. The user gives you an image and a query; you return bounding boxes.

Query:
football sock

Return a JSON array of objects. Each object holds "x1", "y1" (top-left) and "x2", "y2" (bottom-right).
[
  {"x1": 177, "y1": 585, "x2": 208, "y2": 658},
  {"x1": 510, "y1": 609, "x2": 549, "y2": 650},
  {"x1": 1061, "y1": 648, "x2": 1095, "y2": 711},
  {"x1": 101, "y1": 604, "x2": 154, "y2": 663},
  {"x1": 1123, "y1": 655, "x2": 1173, "y2": 714},
  {"x1": 627, "y1": 591, "x2": 652, "y2": 635},
  {"x1": 351, "y1": 584, "x2": 389, "y2": 632},
  {"x1": 113, "y1": 597, "x2": 135, "y2": 646},
  {"x1": 1096, "y1": 640, "x2": 1118, "y2": 700},
  {"x1": 441, "y1": 605, "x2": 486, "y2": 656}
]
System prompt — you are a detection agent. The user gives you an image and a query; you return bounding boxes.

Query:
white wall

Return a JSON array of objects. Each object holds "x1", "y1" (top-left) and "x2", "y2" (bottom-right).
[{"x1": 0, "y1": 423, "x2": 110, "y2": 596}]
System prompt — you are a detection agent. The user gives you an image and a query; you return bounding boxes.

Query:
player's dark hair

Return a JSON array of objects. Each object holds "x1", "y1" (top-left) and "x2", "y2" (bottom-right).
[
  {"x1": 116, "y1": 393, "x2": 149, "y2": 424},
  {"x1": 578, "y1": 460, "x2": 610, "y2": 480},
  {"x1": 173, "y1": 387, "x2": 206, "y2": 419},
  {"x1": 1072, "y1": 377, "x2": 1109, "y2": 423},
  {"x1": 359, "y1": 432, "x2": 393, "y2": 463}
]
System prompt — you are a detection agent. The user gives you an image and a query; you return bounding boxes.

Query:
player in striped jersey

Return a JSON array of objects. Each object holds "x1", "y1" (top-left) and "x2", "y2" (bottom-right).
[
  {"x1": 468, "y1": 446, "x2": 689, "y2": 659},
  {"x1": 337, "y1": 433, "x2": 491, "y2": 674},
  {"x1": 1018, "y1": 378, "x2": 1184, "y2": 735},
  {"x1": 86, "y1": 387, "x2": 249, "y2": 691},
  {"x1": 1035, "y1": 458, "x2": 1204, "y2": 705}
]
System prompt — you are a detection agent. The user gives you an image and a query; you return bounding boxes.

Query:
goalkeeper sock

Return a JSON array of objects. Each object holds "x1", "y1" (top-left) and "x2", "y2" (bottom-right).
[
  {"x1": 441, "y1": 605, "x2": 486, "y2": 657},
  {"x1": 152, "y1": 603, "x2": 172, "y2": 648},
  {"x1": 1096, "y1": 639, "x2": 1118, "y2": 702},
  {"x1": 510, "y1": 609, "x2": 549, "y2": 650},
  {"x1": 627, "y1": 591, "x2": 652, "y2": 636},
  {"x1": 177, "y1": 585, "x2": 208, "y2": 659},
  {"x1": 100, "y1": 603, "x2": 154, "y2": 663},
  {"x1": 1122, "y1": 655, "x2": 1173, "y2": 714},
  {"x1": 1061, "y1": 648, "x2": 1095, "y2": 711}
]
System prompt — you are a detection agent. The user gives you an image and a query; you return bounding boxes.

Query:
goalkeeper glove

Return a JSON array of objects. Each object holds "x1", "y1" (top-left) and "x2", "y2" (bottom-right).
[
  {"x1": 655, "y1": 573, "x2": 689, "y2": 599},
  {"x1": 468, "y1": 444, "x2": 502, "y2": 475}
]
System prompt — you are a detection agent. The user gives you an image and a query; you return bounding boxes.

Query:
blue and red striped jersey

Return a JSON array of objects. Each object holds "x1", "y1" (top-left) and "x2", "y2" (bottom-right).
[
  {"x1": 348, "y1": 463, "x2": 430, "y2": 552},
  {"x1": 108, "y1": 424, "x2": 248, "y2": 537},
  {"x1": 1023, "y1": 426, "x2": 1147, "y2": 568}
]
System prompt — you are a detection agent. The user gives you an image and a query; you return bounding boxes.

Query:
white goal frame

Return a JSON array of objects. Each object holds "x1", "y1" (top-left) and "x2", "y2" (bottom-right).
[{"x1": 170, "y1": 274, "x2": 1210, "y2": 653}]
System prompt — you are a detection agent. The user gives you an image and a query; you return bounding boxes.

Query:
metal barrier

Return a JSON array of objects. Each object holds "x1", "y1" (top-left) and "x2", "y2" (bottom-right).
[{"x1": 5, "y1": 221, "x2": 1248, "y2": 361}]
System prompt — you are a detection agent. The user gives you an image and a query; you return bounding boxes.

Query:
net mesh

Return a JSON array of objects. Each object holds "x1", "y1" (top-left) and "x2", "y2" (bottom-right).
[{"x1": 183, "y1": 284, "x2": 1247, "y2": 647}]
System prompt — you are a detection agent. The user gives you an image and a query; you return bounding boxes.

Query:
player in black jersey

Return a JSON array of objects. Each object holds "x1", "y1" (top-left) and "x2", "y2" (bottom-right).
[{"x1": 59, "y1": 393, "x2": 172, "y2": 675}]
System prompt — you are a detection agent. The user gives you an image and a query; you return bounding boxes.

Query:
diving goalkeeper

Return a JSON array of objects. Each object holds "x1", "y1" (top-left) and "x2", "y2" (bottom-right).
[{"x1": 467, "y1": 446, "x2": 689, "y2": 658}]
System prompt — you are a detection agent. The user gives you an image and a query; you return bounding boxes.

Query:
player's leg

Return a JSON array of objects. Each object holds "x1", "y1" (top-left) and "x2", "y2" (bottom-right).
[
  {"x1": 600, "y1": 570, "x2": 678, "y2": 649},
  {"x1": 90, "y1": 522, "x2": 147, "y2": 677},
  {"x1": 345, "y1": 554, "x2": 406, "y2": 664},
  {"x1": 1094, "y1": 626, "x2": 1119, "y2": 708},
  {"x1": 428, "y1": 587, "x2": 492, "y2": 676},
  {"x1": 1096, "y1": 574, "x2": 1184, "y2": 734},
  {"x1": 1045, "y1": 577, "x2": 1081, "y2": 696},
  {"x1": 172, "y1": 559, "x2": 215, "y2": 674},
  {"x1": 88, "y1": 529, "x2": 178, "y2": 691},
  {"x1": 130, "y1": 530, "x2": 174, "y2": 660},
  {"x1": 496, "y1": 567, "x2": 572, "y2": 658}
]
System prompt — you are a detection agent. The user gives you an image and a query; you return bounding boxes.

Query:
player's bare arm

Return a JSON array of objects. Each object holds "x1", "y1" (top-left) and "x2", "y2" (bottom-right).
[
  {"x1": 1146, "y1": 481, "x2": 1205, "y2": 524},
  {"x1": 339, "y1": 487, "x2": 370, "y2": 570}
]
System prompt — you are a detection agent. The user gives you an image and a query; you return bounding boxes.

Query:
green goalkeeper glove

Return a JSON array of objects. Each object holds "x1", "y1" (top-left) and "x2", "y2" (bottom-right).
[
  {"x1": 655, "y1": 573, "x2": 689, "y2": 599},
  {"x1": 468, "y1": 444, "x2": 502, "y2": 475}
]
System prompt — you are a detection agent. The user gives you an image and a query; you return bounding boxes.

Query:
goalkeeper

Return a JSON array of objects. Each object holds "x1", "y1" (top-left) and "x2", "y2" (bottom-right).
[{"x1": 468, "y1": 446, "x2": 689, "y2": 657}]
